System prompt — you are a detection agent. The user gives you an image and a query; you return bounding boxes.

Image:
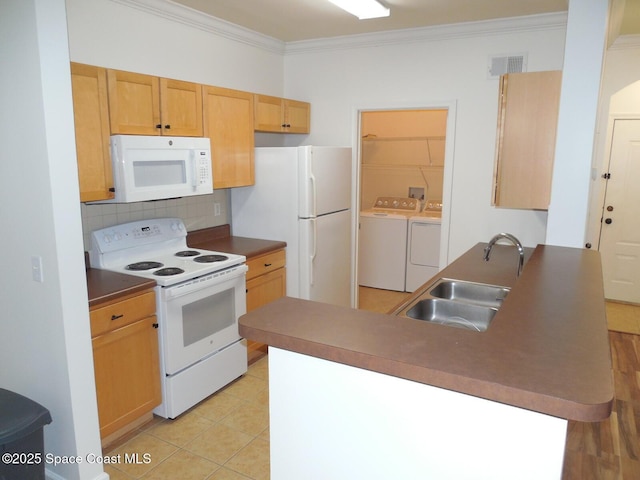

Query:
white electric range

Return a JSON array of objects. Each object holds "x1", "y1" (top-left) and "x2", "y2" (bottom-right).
[{"x1": 90, "y1": 218, "x2": 248, "y2": 418}]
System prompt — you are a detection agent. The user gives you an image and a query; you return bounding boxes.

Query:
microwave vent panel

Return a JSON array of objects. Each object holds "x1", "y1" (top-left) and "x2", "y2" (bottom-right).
[{"x1": 487, "y1": 54, "x2": 527, "y2": 78}]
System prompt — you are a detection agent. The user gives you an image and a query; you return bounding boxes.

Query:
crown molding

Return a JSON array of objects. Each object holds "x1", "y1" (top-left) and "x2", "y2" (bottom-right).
[
  {"x1": 285, "y1": 12, "x2": 568, "y2": 55},
  {"x1": 109, "y1": 1, "x2": 567, "y2": 57},
  {"x1": 609, "y1": 34, "x2": 640, "y2": 50},
  {"x1": 109, "y1": 0, "x2": 286, "y2": 54}
]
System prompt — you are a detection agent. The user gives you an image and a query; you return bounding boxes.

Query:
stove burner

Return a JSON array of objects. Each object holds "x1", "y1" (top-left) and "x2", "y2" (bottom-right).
[
  {"x1": 154, "y1": 267, "x2": 185, "y2": 276},
  {"x1": 175, "y1": 250, "x2": 201, "y2": 257},
  {"x1": 126, "y1": 261, "x2": 164, "y2": 271},
  {"x1": 194, "y1": 254, "x2": 229, "y2": 263}
]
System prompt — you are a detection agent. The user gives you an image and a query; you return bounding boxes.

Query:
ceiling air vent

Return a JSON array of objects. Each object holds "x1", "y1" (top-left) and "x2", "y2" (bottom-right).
[{"x1": 487, "y1": 54, "x2": 527, "y2": 79}]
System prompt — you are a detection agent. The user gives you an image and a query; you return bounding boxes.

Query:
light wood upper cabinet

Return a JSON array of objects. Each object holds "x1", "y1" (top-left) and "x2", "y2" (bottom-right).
[
  {"x1": 70, "y1": 63, "x2": 114, "y2": 202},
  {"x1": 254, "y1": 94, "x2": 310, "y2": 133},
  {"x1": 492, "y1": 71, "x2": 562, "y2": 210},
  {"x1": 107, "y1": 69, "x2": 203, "y2": 136},
  {"x1": 203, "y1": 86, "x2": 255, "y2": 188},
  {"x1": 160, "y1": 78, "x2": 204, "y2": 136}
]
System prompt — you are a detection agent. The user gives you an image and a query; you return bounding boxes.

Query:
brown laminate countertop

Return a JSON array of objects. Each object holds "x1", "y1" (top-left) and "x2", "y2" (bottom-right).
[
  {"x1": 187, "y1": 225, "x2": 286, "y2": 258},
  {"x1": 86, "y1": 268, "x2": 156, "y2": 309},
  {"x1": 239, "y1": 243, "x2": 614, "y2": 422}
]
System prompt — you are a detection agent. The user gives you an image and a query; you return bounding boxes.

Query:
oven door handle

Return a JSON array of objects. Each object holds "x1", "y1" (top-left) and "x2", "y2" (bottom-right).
[{"x1": 163, "y1": 264, "x2": 247, "y2": 300}]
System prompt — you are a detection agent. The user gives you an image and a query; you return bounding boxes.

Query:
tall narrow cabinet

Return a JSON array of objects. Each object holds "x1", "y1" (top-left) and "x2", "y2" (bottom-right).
[
  {"x1": 492, "y1": 71, "x2": 562, "y2": 210},
  {"x1": 203, "y1": 86, "x2": 255, "y2": 188},
  {"x1": 70, "y1": 63, "x2": 114, "y2": 202}
]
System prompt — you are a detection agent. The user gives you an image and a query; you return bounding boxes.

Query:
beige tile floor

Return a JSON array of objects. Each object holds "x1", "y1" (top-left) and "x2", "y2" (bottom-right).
[
  {"x1": 102, "y1": 288, "x2": 639, "y2": 480},
  {"x1": 103, "y1": 356, "x2": 270, "y2": 480}
]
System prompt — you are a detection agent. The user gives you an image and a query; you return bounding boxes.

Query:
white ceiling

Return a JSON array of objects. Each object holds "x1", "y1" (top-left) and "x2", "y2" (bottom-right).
[{"x1": 170, "y1": 0, "x2": 570, "y2": 42}]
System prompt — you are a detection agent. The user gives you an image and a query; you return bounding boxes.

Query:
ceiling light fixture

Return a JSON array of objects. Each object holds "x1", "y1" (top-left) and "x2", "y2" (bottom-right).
[{"x1": 327, "y1": 0, "x2": 390, "y2": 20}]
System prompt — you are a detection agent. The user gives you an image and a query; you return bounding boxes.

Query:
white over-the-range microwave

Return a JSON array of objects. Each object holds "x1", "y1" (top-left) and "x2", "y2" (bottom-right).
[{"x1": 90, "y1": 135, "x2": 213, "y2": 203}]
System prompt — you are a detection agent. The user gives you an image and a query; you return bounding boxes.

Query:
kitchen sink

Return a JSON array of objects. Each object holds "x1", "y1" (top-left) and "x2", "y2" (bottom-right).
[
  {"x1": 393, "y1": 278, "x2": 511, "y2": 332},
  {"x1": 404, "y1": 298, "x2": 496, "y2": 332},
  {"x1": 428, "y1": 278, "x2": 510, "y2": 309}
]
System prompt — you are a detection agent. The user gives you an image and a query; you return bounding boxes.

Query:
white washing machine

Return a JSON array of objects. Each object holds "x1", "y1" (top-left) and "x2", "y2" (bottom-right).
[
  {"x1": 406, "y1": 212, "x2": 442, "y2": 292},
  {"x1": 358, "y1": 197, "x2": 420, "y2": 291}
]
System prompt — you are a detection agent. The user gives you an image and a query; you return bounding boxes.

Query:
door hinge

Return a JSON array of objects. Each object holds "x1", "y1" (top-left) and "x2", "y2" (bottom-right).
[{"x1": 602, "y1": 173, "x2": 611, "y2": 179}]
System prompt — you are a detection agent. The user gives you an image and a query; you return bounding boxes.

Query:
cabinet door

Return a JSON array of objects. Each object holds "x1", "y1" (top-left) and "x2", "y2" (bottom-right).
[
  {"x1": 70, "y1": 63, "x2": 114, "y2": 202},
  {"x1": 493, "y1": 71, "x2": 561, "y2": 209},
  {"x1": 284, "y1": 99, "x2": 310, "y2": 134},
  {"x1": 92, "y1": 316, "x2": 161, "y2": 438},
  {"x1": 107, "y1": 69, "x2": 161, "y2": 135},
  {"x1": 246, "y1": 267, "x2": 286, "y2": 312},
  {"x1": 160, "y1": 78, "x2": 203, "y2": 137},
  {"x1": 203, "y1": 86, "x2": 255, "y2": 188},
  {"x1": 254, "y1": 94, "x2": 285, "y2": 132}
]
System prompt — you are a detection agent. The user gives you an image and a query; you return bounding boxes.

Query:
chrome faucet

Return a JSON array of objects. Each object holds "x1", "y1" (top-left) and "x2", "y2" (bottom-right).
[{"x1": 483, "y1": 233, "x2": 525, "y2": 277}]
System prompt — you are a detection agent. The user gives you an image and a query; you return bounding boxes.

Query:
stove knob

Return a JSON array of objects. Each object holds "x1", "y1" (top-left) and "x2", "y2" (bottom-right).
[
  {"x1": 103, "y1": 234, "x2": 112, "y2": 243},
  {"x1": 113, "y1": 233, "x2": 122, "y2": 241}
]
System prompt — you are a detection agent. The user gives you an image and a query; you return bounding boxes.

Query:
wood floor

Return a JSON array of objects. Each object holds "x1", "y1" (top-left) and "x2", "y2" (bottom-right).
[
  {"x1": 358, "y1": 288, "x2": 640, "y2": 480},
  {"x1": 562, "y1": 331, "x2": 640, "y2": 480}
]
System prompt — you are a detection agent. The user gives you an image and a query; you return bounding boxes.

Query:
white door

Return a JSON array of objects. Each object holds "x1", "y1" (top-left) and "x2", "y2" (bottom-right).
[
  {"x1": 299, "y1": 210, "x2": 352, "y2": 307},
  {"x1": 599, "y1": 119, "x2": 640, "y2": 303}
]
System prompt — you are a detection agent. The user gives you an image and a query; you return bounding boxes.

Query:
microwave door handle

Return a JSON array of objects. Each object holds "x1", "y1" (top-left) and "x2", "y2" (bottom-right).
[{"x1": 190, "y1": 149, "x2": 197, "y2": 190}]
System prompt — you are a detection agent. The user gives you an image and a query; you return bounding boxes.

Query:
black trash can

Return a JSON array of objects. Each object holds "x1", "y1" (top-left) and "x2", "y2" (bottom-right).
[{"x1": 0, "y1": 388, "x2": 52, "y2": 480}]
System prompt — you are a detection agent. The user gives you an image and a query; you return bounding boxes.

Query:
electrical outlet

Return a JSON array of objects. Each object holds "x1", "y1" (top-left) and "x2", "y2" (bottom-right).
[{"x1": 214, "y1": 203, "x2": 221, "y2": 216}]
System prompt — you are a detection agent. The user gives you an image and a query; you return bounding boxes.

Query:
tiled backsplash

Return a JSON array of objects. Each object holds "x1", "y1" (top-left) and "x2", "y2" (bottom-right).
[{"x1": 81, "y1": 190, "x2": 230, "y2": 251}]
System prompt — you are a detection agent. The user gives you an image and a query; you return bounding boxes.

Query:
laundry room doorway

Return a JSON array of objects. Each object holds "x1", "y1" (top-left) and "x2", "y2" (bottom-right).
[{"x1": 356, "y1": 107, "x2": 453, "y2": 307}]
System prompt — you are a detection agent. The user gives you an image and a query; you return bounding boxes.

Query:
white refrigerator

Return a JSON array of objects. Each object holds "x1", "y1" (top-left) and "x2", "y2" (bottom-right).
[{"x1": 231, "y1": 146, "x2": 353, "y2": 308}]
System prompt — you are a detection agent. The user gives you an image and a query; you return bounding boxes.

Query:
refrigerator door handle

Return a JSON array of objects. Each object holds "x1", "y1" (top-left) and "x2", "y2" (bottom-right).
[
  {"x1": 310, "y1": 218, "x2": 317, "y2": 286},
  {"x1": 309, "y1": 171, "x2": 317, "y2": 217}
]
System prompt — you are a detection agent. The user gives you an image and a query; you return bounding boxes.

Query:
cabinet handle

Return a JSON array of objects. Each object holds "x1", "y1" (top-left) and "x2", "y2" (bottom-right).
[
  {"x1": 108, "y1": 187, "x2": 115, "y2": 192},
  {"x1": 155, "y1": 124, "x2": 162, "y2": 129},
  {"x1": 164, "y1": 124, "x2": 171, "y2": 129},
  {"x1": 152, "y1": 323, "x2": 159, "y2": 329},
  {"x1": 111, "y1": 314, "x2": 124, "y2": 321},
  {"x1": 264, "y1": 263, "x2": 272, "y2": 267}
]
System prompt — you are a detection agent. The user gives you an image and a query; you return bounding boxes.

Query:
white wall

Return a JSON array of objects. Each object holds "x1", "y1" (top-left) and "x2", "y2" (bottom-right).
[
  {"x1": 0, "y1": 1, "x2": 104, "y2": 479},
  {"x1": 546, "y1": 0, "x2": 608, "y2": 247},
  {"x1": 283, "y1": 17, "x2": 566, "y2": 261}
]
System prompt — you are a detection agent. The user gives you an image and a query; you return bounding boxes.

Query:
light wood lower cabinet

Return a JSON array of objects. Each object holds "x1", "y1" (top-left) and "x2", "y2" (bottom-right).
[
  {"x1": 245, "y1": 249, "x2": 286, "y2": 361},
  {"x1": 90, "y1": 289, "x2": 161, "y2": 442}
]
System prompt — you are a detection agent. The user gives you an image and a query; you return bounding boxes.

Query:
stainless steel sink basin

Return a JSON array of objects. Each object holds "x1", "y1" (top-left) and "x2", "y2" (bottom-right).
[
  {"x1": 405, "y1": 298, "x2": 496, "y2": 332},
  {"x1": 393, "y1": 278, "x2": 510, "y2": 332},
  {"x1": 429, "y1": 278, "x2": 510, "y2": 309}
]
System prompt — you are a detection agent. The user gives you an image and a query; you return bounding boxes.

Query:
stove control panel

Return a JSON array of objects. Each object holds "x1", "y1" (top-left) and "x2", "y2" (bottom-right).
[{"x1": 91, "y1": 218, "x2": 187, "y2": 256}]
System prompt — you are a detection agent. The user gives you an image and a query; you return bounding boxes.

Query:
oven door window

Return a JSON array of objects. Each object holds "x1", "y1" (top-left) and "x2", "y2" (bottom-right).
[
  {"x1": 161, "y1": 273, "x2": 246, "y2": 376},
  {"x1": 183, "y1": 289, "x2": 233, "y2": 346}
]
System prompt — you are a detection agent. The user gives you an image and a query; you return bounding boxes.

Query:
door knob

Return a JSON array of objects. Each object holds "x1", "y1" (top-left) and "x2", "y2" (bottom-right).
[
  {"x1": 605, "y1": 218, "x2": 613, "y2": 224},
  {"x1": 606, "y1": 205, "x2": 614, "y2": 212}
]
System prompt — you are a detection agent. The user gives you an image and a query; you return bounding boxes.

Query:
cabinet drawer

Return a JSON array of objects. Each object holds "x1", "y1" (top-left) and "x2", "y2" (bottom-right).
[
  {"x1": 246, "y1": 249, "x2": 286, "y2": 281},
  {"x1": 90, "y1": 291, "x2": 156, "y2": 337}
]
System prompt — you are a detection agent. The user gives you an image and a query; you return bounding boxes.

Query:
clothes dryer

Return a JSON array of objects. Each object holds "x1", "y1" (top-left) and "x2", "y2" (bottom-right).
[{"x1": 406, "y1": 212, "x2": 442, "y2": 292}]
